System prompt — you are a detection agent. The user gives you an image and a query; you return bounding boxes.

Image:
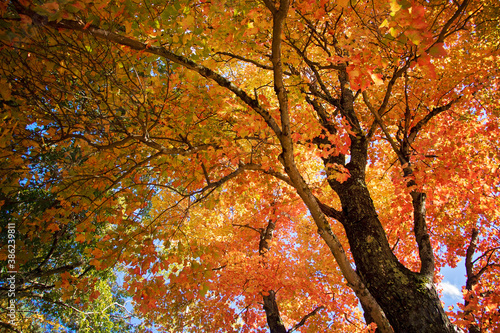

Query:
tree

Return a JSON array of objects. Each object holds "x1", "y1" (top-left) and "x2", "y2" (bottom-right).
[
  {"x1": 0, "y1": 142, "x2": 139, "y2": 331},
  {"x1": 0, "y1": 0, "x2": 499, "y2": 332}
]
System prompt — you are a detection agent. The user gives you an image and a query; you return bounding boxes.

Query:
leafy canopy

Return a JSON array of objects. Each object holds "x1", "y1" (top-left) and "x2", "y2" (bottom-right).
[{"x1": 0, "y1": 0, "x2": 499, "y2": 332}]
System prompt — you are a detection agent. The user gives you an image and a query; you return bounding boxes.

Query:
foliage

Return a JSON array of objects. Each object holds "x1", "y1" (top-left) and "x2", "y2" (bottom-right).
[{"x1": 0, "y1": 0, "x2": 499, "y2": 332}]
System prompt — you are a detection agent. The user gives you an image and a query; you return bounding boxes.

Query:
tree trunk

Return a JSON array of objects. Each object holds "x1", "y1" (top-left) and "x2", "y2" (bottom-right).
[
  {"x1": 333, "y1": 176, "x2": 456, "y2": 332},
  {"x1": 263, "y1": 291, "x2": 288, "y2": 333},
  {"x1": 464, "y1": 228, "x2": 480, "y2": 333}
]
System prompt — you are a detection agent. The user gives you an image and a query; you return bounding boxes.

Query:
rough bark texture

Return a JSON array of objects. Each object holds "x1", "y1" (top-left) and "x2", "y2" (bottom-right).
[
  {"x1": 312, "y1": 65, "x2": 458, "y2": 332},
  {"x1": 334, "y1": 178, "x2": 455, "y2": 332},
  {"x1": 263, "y1": 290, "x2": 287, "y2": 333},
  {"x1": 322, "y1": 133, "x2": 455, "y2": 331}
]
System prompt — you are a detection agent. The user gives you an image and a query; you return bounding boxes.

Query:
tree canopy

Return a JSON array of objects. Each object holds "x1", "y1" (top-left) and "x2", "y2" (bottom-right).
[{"x1": 0, "y1": 0, "x2": 499, "y2": 332}]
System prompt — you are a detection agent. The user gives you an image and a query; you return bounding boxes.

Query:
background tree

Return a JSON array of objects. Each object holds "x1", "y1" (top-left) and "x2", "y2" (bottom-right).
[
  {"x1": 0, "y1": 142, "x2": 140, "y2": 331},
  {"x1": 0, "y1": 0, "x2": 499, "y2": 332}
]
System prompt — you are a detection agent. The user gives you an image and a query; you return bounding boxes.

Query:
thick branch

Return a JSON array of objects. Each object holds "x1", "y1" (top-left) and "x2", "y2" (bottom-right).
[
  {"x1": 464, "y1": 228, "x2": 480, "y2": 333},
  {"x1": 402, "y1": 99, "x2": 460, "y2": 276},
  {"x1": 256, "y1": 211, "x2": 287, "y2": 333},
  {"x1": 465, "y1": 228, "x2": 479, "y2": 290},
  {"x1": 315, "y1": 198, "x2": 344, "y2": 224},
  {"x1": 411, "y1": 191, "x2": 434, "y2": 276},
  {"x1": 305, "y1": 95, "x2": 339, "y2": 137},
  {"x1": 263, "y1": 290, "x2": 287, "y2": 333},
  {"x1": 259, "y1": 219, "x2": 277, "y2": 255},
  {"x1": 266, "y1": 0, "x2": 290, "y2": 139}
]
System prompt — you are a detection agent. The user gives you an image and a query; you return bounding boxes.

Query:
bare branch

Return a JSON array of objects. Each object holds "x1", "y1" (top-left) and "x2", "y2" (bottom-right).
[
  {"x1": 216, "y1": 51, "x2": 294, "y2": 77},
  {"x1": 435, "y1": 0, "x2": 471, "y2": 45},
  {"x1": 232, "y1": 223, "x2": 262, "y2": 234}
]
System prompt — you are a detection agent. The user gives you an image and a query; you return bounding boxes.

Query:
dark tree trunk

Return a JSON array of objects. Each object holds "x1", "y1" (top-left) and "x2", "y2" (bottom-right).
[
  {"x1": 313, "y1": 78, "x2": 459, "y2": 331},
  {"x1": 263, "y1": 290, "x2": 287, "y2": 333},
  {"x1": 333, "y1": 176, "x2": 456, "y2": 332},
  {"x1": 465, "y1": 228, "x2": 481, "y2": 333},
  {"x1": 258, "y1": 218, "x2": 287, "y2": 333}
]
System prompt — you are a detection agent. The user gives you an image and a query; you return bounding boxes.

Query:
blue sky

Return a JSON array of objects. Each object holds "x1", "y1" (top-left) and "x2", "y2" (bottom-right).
[{"x1": 439, "y1": 263, "x2": 466, "y2": 311}]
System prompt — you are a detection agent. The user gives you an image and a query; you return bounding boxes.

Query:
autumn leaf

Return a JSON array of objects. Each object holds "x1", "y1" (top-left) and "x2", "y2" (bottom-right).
[
  {"x1": 40, "y1": 2, "x2": 60, "y2": 14},
  {"x1": 46, "y1": 223, "x2": 60, "y2": 232},
  {"x1": 75, "y1": 233, "x2": 86, "y2": 243},
  {"x1": 429, "y1": 43, "x2": 447, "y2": 57}
]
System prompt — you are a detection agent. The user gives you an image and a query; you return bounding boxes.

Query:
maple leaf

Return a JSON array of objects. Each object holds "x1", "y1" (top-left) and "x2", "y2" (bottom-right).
[
  {"x1": 429, "y1": 43, "x2": 447, "y2": 57},
  {"x1": 46, "y1": 223, "x2": 60, "y2": 232},
  {"x1": 75, "y1": 233, "x2": 86, "y2": 243},
  {"x1": 39, "y1": 2, "x2": 60, "y2": 14}
]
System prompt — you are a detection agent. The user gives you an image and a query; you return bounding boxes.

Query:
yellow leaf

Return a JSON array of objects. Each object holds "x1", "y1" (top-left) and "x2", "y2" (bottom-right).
[{"x1": 390, "y1": 0, "x2": 402, "y2": 14}]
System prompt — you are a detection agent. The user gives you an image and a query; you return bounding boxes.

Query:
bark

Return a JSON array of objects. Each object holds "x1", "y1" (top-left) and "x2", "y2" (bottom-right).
[
  {"x1": 464, "y1": 228, "x2": 480, "y2": 333},
  {"x1": 259, "y1": 217, "x2": 324, "y2": 333},
  {"x1": 333, "y1": 176, "x2": 455, "y2": 332},
  {"x1": 258, "y1": 217, "x2": 309, "y2": 333},
  {"x1": 263, "y1": 290, "x2": 287, "y2": 333},
  {"x1": 315, "y1": 64, "x2": 457, "y2": 332},
  {"x1": 264, "y1": 2, "x2": 392, "y2": 330},
  {"x1": 321, "y1": 115, "x2": 454, "y2": 331},
  {"x1": 257, "y1": 214, "x2": 287, "y2": 333}
]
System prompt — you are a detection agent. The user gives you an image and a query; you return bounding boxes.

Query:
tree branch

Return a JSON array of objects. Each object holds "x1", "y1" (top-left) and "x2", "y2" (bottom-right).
[
  {"x1": 410, "y1": 190, "x2": 434, "y2": 276},
  {"x1": 407, "y1": 98, "x2": 461, "y2": 144},
  {"x1": 315, "y1": 198, "x2": 344, "y2": 224},
  {"x1": 216, "y1": 51, "x2": 293, "y2": 76},
  {"x1": 288, "y1": 305, "x2": 325, "y2": 333},
  {"x1": 435, "y1": 0, "x2": 471, "y2": 45},
  {"x1": 266, "y1": 0, "x2": 290, "y2": 140},
  {"x1": 362, "y1": 91, "x2": 404, "y2": 161}
]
